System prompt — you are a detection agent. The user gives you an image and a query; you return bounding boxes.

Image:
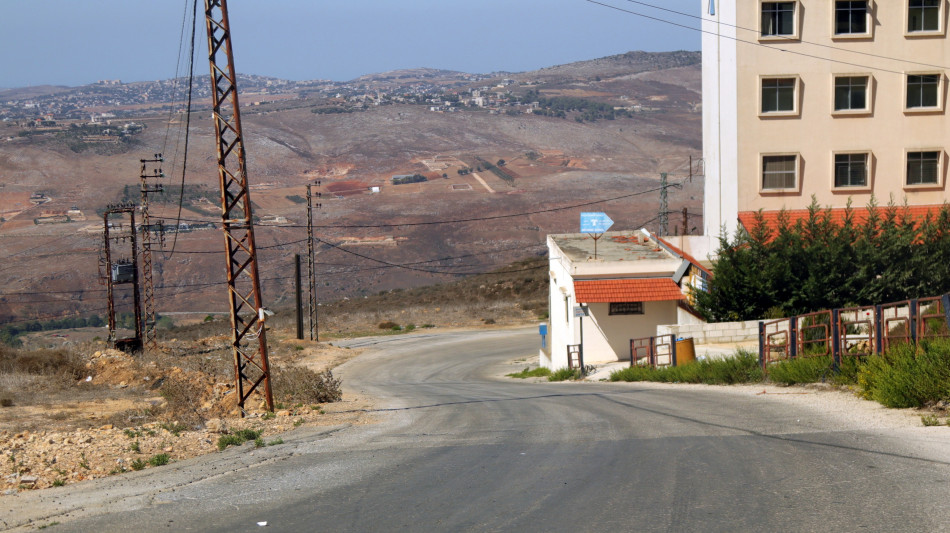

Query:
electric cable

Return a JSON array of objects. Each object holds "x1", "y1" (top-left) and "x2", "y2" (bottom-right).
[
  {"x1": 616, "y1": 0, "x2": 950, "y2": 71},
  {"x1": 586, "y1": 0, "x2": 913, "y2": 76}
]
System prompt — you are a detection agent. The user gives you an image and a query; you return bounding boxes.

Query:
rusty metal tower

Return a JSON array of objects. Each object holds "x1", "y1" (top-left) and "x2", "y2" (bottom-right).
[
  {"x1": 203, "y1": 0, "x2": 273, "y2": 413},
  {"x1": 139, "y1": 154, "x2": 165, "y2": 350},
  {"x1": 100, "y1": 204, "x2": 143, "y2": 352},
  {"x1": 306, "y1": 182, "x2": 322, "y2": 341}
]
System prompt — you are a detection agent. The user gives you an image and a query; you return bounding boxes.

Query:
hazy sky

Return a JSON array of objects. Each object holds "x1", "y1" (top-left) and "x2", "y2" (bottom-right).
[{"x1": 1, "y1": 0, "x2": 700, "y2": 88}]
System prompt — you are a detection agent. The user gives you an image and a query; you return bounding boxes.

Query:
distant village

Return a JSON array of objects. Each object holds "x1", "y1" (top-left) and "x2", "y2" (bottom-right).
[{"x1": 1, "y1": 69, "x2": 654, "y2": 134}]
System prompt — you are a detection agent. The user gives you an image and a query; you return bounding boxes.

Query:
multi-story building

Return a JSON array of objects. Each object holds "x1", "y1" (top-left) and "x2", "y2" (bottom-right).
[{"x1": 702, "y1": 0, "x2": 950, "y2": 237}]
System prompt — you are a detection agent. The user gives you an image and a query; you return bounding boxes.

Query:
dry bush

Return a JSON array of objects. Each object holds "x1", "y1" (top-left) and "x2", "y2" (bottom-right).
[
  {"x1": 0, "y1": 346, "x2": 85, "y2": 383},
  {"x1": 158, "y1": 375, "x2": 206, "y2": 428},
  {"x1": 0, "y1": 346, "x2": 87, "y2": 407},
  {"x1": 272, "y1": 366, "x2": 342, "y2": 404}
]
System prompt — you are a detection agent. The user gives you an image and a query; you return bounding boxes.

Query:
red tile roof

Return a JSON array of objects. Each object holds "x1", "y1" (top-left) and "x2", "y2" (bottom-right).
[
  {"x1": 574, "y1": 278, "x2": 684, "y2": 303},
  {"x1": 738, "y1": 205, "x2": 948, "y2": 233}
]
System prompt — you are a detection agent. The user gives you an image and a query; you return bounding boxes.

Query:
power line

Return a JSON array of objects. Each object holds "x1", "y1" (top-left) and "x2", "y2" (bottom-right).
[
  {"x1": 155, "y1": 178, "x2": 687, "y2": 230},
  {"x1": 586, "y1": 0, "x2": 911, "y2": 76},
  {"x1": 616, "y1": 0, "x2": 950, "y2": 71}
]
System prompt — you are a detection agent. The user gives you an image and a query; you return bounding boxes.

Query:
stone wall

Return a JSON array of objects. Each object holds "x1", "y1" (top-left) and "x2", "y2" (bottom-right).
[{"x1": 656, "y1": 319, "x2": 760, "y2": 344}]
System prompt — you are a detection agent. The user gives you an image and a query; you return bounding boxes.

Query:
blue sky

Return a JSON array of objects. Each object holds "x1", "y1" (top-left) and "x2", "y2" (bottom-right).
[{"x1": 0, "y1": 0, "x2": 700, "y2": 88}]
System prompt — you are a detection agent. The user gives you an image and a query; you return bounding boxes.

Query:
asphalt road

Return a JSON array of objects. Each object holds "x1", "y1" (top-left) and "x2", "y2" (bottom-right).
[{"x1": 6, "y1": 327, "x2": 950, "y2": 532}]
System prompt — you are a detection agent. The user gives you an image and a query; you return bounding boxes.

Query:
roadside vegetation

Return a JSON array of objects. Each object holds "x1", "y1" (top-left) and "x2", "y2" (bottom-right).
[
  {"x1": 610, "y1": 350, "x2": 762, "y2": 384},
  {"x1": 609, "y1": 340, "x2": 950, "y2": 413},
  {"x1": 694, "y1": 199, "x2": 950, "y2": 321},
  {"x1": 507, "y1": 367, "x2": 552, "y2": 379}
]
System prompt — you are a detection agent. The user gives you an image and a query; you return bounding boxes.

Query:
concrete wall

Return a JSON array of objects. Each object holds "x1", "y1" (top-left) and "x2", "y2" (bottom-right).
[
  {"x1": 546, "y1": 239, "x2": 574, "y2": 370},
  {"x1": 702, "y1": 0, "x2": 740, "y2": 238},
  {"x1": 657, "y1": 319, "x2": 760, "y2": 344},
  {"x1": 583, "y1": 301, "x2": 679, "y2": 364}
]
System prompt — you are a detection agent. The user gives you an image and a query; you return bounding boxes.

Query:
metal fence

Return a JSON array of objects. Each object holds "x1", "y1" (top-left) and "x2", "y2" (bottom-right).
[
  {"x1": 629, "y1": 334, "x2": 678, "y2": 369},
  {"x1": 759, "y1": 293, "x2": 950, "y2": 370}
]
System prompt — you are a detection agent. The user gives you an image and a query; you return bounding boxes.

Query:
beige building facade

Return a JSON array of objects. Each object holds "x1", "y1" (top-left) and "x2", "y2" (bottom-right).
[{"x1": 703, "y1": 0, "x2": 950, "y2": 236}]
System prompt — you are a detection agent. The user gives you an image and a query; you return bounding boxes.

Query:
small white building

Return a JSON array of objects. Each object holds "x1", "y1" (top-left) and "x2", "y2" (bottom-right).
[{"x1": 542, "y1": 228, "x2": 710, "y2": 370}]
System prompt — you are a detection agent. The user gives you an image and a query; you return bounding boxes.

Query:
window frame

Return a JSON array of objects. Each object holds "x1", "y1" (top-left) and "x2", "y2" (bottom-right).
[
  {"x1": 608, "y1": 302, "x2": 644, "y2": 316},
  {"x1": 904, "y1": 71, "x2": 945, "y2": 113},
  {"x1": 832, "y1": 74, "x2": 873, "y2": 115},
  {"x1": 905, "y1": 0, "x2": 946, "y2": 37},
  {"x1": 760, "y1": 1, "x2": 802, "y2": 40},
  {"x1": 760, "y1": 153, "x2": 802, "y2": 194},
  {"x1": 905, "y1": 149, "x2": 945, "y2": 189},
  {"x1": 759, "y1": 75, "x2": 801, "y2": 117},
  {"x1": 833, "y1": 1, "x2": 873, "y2": 39},
  {"x1": 832, "y1": 151, "x2": 873, "y2": 192}
]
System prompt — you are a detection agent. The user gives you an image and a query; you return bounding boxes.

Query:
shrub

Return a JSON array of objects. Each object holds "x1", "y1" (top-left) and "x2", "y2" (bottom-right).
[
  {"x1": 217, "y1": 429, "x2": 262, "y2": 450},
  {"x1": 159, "y1": 377, "x2": 204, "y2": 428},
  {"x1": 272, "y1": 366, "x2": 342, "y2": 404},
  {"x1": 858, "y1": 339, "x2": 950, "y2": 408},
  {"x1": 160, "y1": 421, "x2": 188, "y2": 436},
  {"x1": 921, "y1": 414, "x2": 941, "y2": 426},
  {"x1": 507, "y1": 367, "x2": 553, "y2": 379},
  {"x1": 549, "y1": 368, "x2": 583, "y2": 381},
  {"x1": 378, "y1": 321, "x2": 398, "y2": 330},
  {"x1": 610, "y1": 350, "x2": 763, "y2": 384},
  {"x1": 148, "y1": 454, "x2": 170, "y2": 466},
  {"x1": 767, "y1": 356, "x2": 835, "y2": 385},
  {"x1": 130, "y1": 459, "x2": 146, "y2": 471}
]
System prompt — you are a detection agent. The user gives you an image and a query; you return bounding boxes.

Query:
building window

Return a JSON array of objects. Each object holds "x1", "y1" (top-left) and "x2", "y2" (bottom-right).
[
  {"x1": 906, "y1": 74, "x2": 941, "y2": 110},
  {"x1": 761, "y1": 78, "x2": 797, "y2": 113},
  {"x1": 609, "y1": 302, "x2": 644, "y2": 315},
  {"x1": 762, "y1": 154, "x2": 799, "y2": 190},
  {"x1": 908, "y1": 0, "x2": 941, "y2": 33},
  {"x1": 907, "y1": 151, "x2": 940, "y2": 185},
  {"x1": 836, "y1": 1, "x2": 869, "y2": 35},
  {"x1": 834, "y1": 153, "x2": 869, "y2": 187},
  {"x1": 834, "y1": 76, "x2": 869, "y2": 111},
  {"x1": 761, "y1": 2, "x2": 797, "y2": 37}
]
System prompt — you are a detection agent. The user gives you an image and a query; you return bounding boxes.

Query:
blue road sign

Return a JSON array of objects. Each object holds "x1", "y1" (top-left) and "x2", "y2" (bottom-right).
[{"x1": 580, "y1": 212, "x2": 614, "y2": 234}]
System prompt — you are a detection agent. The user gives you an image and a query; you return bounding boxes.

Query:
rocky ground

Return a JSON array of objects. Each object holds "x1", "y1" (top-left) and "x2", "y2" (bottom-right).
[{"x1": 0, "y1": 342, "x2": 375, "y2": 495}]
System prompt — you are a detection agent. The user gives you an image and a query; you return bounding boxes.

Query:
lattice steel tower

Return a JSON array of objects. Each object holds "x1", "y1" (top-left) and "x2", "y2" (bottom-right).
[
  {"x1": 139, "y1": 154, "x2": 165, "y2": 350},
  {"x1": 203, "y1": 0, "x2": 273, "y2": 413}
]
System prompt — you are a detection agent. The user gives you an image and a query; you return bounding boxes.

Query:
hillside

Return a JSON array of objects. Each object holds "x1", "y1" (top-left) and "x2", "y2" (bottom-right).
[{"x1": 0, "y1": 51, "x2": 702, "y2": 324}]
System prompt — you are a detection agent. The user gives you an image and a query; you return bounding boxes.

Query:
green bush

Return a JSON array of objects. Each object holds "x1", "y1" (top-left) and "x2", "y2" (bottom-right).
[
  {"x1": 507, "y1": 367, "x2": 553, "y2": 379},
  {"x1": 857, "y1": 339, "x2": 950, "y2": 408},
  {"x1": 548, "y1": 368, "x2": 583, "y2": 381},
  {"x1": 610, "y1": 350, "x2": 763, "y2": 384},
  {"x1": 148, "y1": 454, "x2": 170, "y2": 466},
  {"x1": 768, "y1": 356, "x2": 836, "y2": 385},
  {"x1": 217, "y1": 429, "x2": 262, "y2": 451}
]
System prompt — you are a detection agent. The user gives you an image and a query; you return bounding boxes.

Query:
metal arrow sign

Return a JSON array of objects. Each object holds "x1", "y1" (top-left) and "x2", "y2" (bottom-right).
[{"x1": 580, "y1": 212, "x2": 614, "y2": 234}]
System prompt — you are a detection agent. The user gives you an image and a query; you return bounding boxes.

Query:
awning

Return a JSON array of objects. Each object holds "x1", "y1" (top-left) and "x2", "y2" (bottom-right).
[{"x1": 573, "y1": 278, "x2": 684, "y2": 303}]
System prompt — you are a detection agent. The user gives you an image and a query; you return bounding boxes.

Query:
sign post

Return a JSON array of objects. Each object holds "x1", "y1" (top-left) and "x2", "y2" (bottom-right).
[
  {"x1": 574, "y1": 305, "x2": 589, "y2": 371},
  {"x1": 580, "y1": 212, "x2": 614, "y2": 259}
]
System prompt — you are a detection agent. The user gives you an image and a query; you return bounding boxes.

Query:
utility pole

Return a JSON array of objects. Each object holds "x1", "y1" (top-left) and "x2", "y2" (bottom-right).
[
  {"x1": 682, "y1": 207, "x2": 689, "y2": 236},
  {"x1": 659, "y1": 172, "x2": 669, "y2": 236},
  {"x1": 139, "y1": 154, "x2": 165, "y2": 350},
  {"x1": 101, "y1": 203, "x2": 143, "y2": 352},
  {"x1": 295, "y1": 253, "x2": 303, "y2": 340},
  {"x1": 306, "y1": 182, "x2": 322, "y2": 341},
  {"x1": 204, "y1": 0, "x2": 273, "y2": 414}
]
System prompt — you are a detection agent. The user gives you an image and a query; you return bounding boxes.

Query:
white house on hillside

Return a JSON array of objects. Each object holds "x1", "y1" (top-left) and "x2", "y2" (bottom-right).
[{"x1": 542, "y1": 229, "x2": 710, "y2": 370}]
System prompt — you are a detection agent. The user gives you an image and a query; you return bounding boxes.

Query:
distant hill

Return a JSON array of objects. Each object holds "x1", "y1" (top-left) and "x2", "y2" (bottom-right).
[{"x1": 0, "y1": 51, "x2": 703, "y2": 324}]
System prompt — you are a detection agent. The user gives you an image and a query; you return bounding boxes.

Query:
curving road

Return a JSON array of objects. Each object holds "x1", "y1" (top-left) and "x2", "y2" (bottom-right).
[{"x1": 6, "y1": 327, "x2": 950, "y2": 532}]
